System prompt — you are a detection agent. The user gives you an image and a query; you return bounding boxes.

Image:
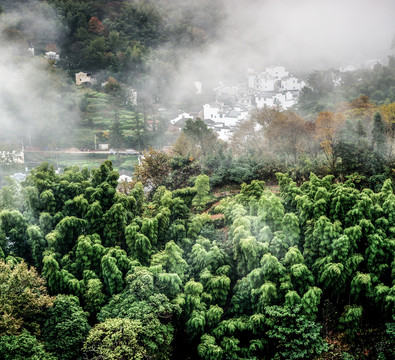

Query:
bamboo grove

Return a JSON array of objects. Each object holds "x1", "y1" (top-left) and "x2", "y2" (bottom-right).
[{"x1": 0, "y1": 161, "x2": 394, "y2": 359}]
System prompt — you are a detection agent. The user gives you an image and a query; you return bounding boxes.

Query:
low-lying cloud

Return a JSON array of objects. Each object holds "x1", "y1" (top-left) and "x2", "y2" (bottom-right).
[
  {"x1": 0, "y1": 1, "x2": 78, "y2": 148},
  {"x1": 158, "y1": 0, "x2": 395, "y2": 104}
]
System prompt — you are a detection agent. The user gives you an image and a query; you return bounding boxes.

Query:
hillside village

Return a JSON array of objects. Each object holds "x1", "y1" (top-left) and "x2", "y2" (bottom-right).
[
  {"x1": 1, "y1": 65, "x2": 304, "y2": 178},
  {"x1": 22, "y1": 40, "x2": 388, "y2": 147},
  {"x1": 170, "y1": 65, "x2": 306, "y2": 141}
]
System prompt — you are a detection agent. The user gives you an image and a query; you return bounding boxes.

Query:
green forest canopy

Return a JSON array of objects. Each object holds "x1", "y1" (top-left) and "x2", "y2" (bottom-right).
[{"x1": 0, "y1": 161, "x2": 394, "y2": 359}]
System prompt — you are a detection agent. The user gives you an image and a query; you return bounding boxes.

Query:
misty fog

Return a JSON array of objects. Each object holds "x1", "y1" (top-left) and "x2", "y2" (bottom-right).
[
  {"x1": 162, "y1": 0, "x2": 395, "y2": 103},
  {"x1": 0, "y1": 1, "x2": 78, "y2": 147},
  {"x1": 1, "y1": 0, "x2": 395, "y2": 144}
]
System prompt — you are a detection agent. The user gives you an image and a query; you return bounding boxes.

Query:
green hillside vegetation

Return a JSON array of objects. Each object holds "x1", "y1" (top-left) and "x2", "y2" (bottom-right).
[
  {"x1": 1, "y1": 0, "x2": 222, "y2": 96},
  {"x1": 77, "y1": 83, "x2": 171, "y2": 150},
  {"x1": 0, "y1": 161, "x2": 394, "y2": 359},
  {"x1": 0, "y1": 0, "x2": 218, "y2": 153}
]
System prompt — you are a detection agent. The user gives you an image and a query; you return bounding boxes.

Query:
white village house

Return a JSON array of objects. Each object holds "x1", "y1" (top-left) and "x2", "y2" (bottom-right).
[
  {"x1": 45, "y1": 51, "x2": 60, "y2": 61},
  {"x1": 76, "y1": 72, "x2": 96, "y2": 86}
]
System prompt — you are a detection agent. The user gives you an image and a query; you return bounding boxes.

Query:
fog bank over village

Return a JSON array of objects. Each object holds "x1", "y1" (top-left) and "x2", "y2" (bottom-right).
[
  {"x1": 155, "y1": 0, "x2": 395, "y2": 140},
  {"x1": 165, "y1": 0, "x2": 395, "y2": 95}
]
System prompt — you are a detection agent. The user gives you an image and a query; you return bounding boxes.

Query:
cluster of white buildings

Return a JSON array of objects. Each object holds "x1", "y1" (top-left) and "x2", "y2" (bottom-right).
[
  {"x1": 45, "y1": 51, "x2": 60, "y2": 61},
  {"x1": 250, "y1": 67, "x2": 305, "y2": 109},
  {"x1": 0, "y1": 150, "x2": 24, "y2": 165},
  {"x1": 199, "y1": 66, "x2": 306, "y2": 141},
  {"x1": 202, "y1": 104, "x2": 250, "y2": 141}
]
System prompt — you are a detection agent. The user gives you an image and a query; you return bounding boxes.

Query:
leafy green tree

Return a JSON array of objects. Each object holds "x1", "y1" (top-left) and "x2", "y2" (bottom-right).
[
  {"x1": 98, "y1": 268, "x2": 180, "y2": 360},
  {"x1": 51, "y1": 216, "x2": 87, "y2": 255},
  {"x1": 257, "y1": 191, "x2": 285, "y2": 232},
  {"x1": 125, "y1": 223, "x2": 153, "y2": 265},
  {"x1": 200, "y1": 268, "x2": 231, "y2": 307},
  {"x1": 339, "y1": 305, "x2": 363, "y2": 340},
  {"x1": 189, "y1": 236, "x2": 228, "y2": 278},
  {"x1": 63, "y1": 194, "x2": 89, "y2": 218},
  {"x1": 260, "y1": 253, "x2": 286, "y2": 285},
  {"x1": 281, "y1": 213, "x2": 300, "y2": 248},
  {"x1": 85, "y1": 201, "x2": 104, "y2": 234},
  {"x1": 319, "y1": 262, "x2": 347, "y2": 300},
  {"x1": 0, "y1": 330, "x2": 56, "y2": 360},
  {"x1": 0, "y1": 260, "x2": 54, "y2": 335},
  {"x1": 181, "y1": 279, "x2": 205, "y2": 317},
  {"x1": 83, "y1": 277, "x2": 106, "y2": 316},
  {"x1": 265, "y1": 305, "x2": 328, "y2": 359},
  {"x1": 102, "y1": 203, "x2": 127, "y2": 247},
  {"x1": 183, "y1": 118, "x2": 218, "y2": 157},
  {"x1": 230, "y1": 208, "x2": 266, "y2": 276},
  {"x1": 41, "y1": 295, "x2": 90, "y2": 360},
  {"x1": 239, "y1": 180, "x2": 266, "y2": 204},
  {"x1": 257, "y1": 281, "x2": 278, "y2": 310},
  {"x1": 0, "y1": 209, "x2": 29, "y2": 260},
  {"x1": 101, "y1": 253, "x2": 124, "y2": 296},
  {"x1": 151, "y1": 240, "x2": 188, "y2": 281},
  {"x1": 290, "y1": 263, "x2": 314, "y2": 294},
  {"x1": 75, "y1": 234, "x2": 104, "y2": 277},
  {"x1": 39, "y1": 190, "x2": 56, "y2": 214},
  {"x1": 27, "y1": 225, "x2": 47, "y2": 270},
  {"x1": 193, "y1": 174, "x2": 210, "y2": 212},
  {"x1": 39, "y1": 212, "x2": 53, "y2": 236},
  {"x1": 301, "y1": 287, "x2": 322, "y2": 321},
  {"x1": 42, "y1": 251, "x2": 61, "y2": 294},
  {"x1": 82, "y1": 318, "x2": 145, "y2": 360},
  {"x1": 283, "y1": 246, "x2": 304, "y2": 268},
  {"x1": 306, "y1": 216, "x2": 341, "y2": 265},
  {"x1": 350, "y1": 272, "x2": 372, "y2": 303},
  {"x1": 198, "y1": 334, "x2": 223, "y2": 360}
]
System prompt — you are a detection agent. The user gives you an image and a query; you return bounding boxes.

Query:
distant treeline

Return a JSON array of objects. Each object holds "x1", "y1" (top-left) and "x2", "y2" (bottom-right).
[{"x1": 298, "y1": 57, "x2": 395, "y2": 115}]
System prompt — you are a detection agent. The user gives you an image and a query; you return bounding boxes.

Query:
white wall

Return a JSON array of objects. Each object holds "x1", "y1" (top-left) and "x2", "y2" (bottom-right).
[{"x1": 203, "y1": 103, "x2": 222, "y2": 120}]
